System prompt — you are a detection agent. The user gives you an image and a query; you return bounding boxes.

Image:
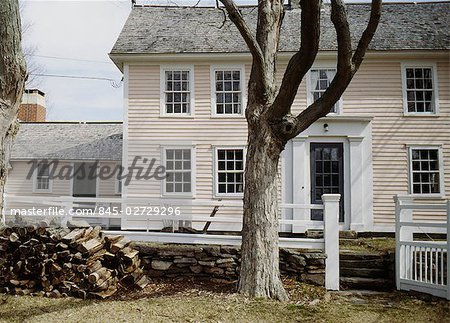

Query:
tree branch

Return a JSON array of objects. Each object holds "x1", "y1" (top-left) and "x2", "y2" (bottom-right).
[
  {"x1": 219, "y1": 0, "x2": 264, "y2": 67},
  {"x1": 352, "y1": 0, "x2": 382, "y2": 71},
  {"x1": 269, "y1": 0, "x2": 321, "y2": 120},
  {"x1": 276, "y1": 0, "x2": 381, "y2": 140}
]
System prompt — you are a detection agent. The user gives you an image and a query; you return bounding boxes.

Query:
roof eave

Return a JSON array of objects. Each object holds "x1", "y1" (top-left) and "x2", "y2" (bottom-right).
[
  {"x1": 109, "y1": 53, "x2": 124, "y2": 73},
  {"x1": 107, "y1": 49, "x2": 450, "y2": 64}
]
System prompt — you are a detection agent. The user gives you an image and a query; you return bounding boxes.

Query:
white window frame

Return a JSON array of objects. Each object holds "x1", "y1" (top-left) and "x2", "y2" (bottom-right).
[
  {"x1": 401, "y1": 62, "x2": 439, "y2": 116},
  {"x1": 160, "y1": 65, "x2": 195, "y2": 117},
  {"x1": 161, "y1": 146, "x2": 196, "y2": 197},
  {"x1": 407, "y1": 145, "x2": 445, "y2": 197},
  {"x1": 306, "y1": 66, "x2": 342, "y2": 115},
  {"x1": 213, "y1": 146, "x2": 246, "y2": 198},
  {"x1": 210, "y1": 64, "x2": 246, "y2": 117},
  {"x1": 33, "y1": 161, "x2": 53, "y2": 193}
]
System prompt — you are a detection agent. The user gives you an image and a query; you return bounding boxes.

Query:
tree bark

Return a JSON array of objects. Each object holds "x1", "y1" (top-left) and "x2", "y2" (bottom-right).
[
  {"x1": 0, "y1": 0, "x2": 27, "y2": 215},
  {"x1": 218, "y1": 0, "x2": 381, "y2": 301},
  {"x1": 238, "y1": 118, "x2": 287, "y2": 301}
]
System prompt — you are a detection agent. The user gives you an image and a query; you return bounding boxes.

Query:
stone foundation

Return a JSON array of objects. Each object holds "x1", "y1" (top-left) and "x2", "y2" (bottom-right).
[{"x1": 132, "y1": 242, "x2": 326, "y2": 286}]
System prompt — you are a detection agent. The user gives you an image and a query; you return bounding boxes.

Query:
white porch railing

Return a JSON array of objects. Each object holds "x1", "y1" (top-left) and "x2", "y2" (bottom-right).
[
  {"x1": 3, "y1": 193, "x2": 341, "y2": 290},
  {"x1": 395, "y1": 195, "x2": 449, "y2": 300}
]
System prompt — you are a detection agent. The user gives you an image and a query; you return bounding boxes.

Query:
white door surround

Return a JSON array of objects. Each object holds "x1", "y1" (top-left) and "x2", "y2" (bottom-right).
[{"x1": 282, "y1": 116, "x2": 373, "y2": 232}]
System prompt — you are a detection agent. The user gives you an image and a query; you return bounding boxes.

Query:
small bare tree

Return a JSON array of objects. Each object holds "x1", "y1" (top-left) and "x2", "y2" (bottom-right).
[
  {"x1": 218, "y1": 0, "x2": 381, "y2": 300},
  {"x1": 0, "y1": 0, "x2": 27, "y2": 213},
  {"x1": 20, "y1": 1, "x2": 45, "y2": 89}
]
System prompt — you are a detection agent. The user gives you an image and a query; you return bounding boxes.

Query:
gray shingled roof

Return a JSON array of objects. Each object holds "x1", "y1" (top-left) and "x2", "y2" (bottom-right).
[
  {"x1": 110, "y1": 2, "x2": 450, "y2": 56},
  {"x1": 11, "y1": 123, "x2": 123, "y2": 161}
]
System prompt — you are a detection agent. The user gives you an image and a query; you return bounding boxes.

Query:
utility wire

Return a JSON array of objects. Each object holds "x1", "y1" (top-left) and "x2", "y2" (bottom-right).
[
  {"x1": 31, "y1": 54, "x2": 112, "y2": 65},
  {"x1": 30, "y1": 73, "x2": 122, "y2": 88}
]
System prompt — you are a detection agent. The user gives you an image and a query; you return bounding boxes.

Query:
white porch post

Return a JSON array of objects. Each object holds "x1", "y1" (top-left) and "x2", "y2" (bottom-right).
[
  {"x1": 395, "y1": 195, "x2": 414, "y2": 290},
  {"x1": 292, "y1": 137, "x2": 308, "y2": 233},
  {"x1": 62, "y1": 198, "x2": 73, "y2": 228},
  {"x1": 446, "y1": 200, "x2": 450, "y2": 300},
  {"x1": 323, "y1": 193, "x2": 340, "y2": 291},
  {"x1": 348, "y1": 136, "x2": 364, "y2": 231}
]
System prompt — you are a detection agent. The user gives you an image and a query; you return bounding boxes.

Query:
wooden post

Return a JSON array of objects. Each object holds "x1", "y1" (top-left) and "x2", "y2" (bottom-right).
[
  {"x1": 322, "y1": 194, "x2": 340, "y2": 291},
  {"x1": 395, "y1": 195, "x2": 414, "y2": 290},
  {"x1": 446, "y1": 200, "x2": 450, "y2": 300},
  {"x1": 62, "y1": 200, "x2": 73, "y2": 228},
  {"x1": 395, "y1": 195, "x2": 401, "y2": 290}
]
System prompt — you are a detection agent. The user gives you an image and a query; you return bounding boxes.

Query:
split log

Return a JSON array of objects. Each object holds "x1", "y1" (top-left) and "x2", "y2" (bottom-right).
[
  {"x1": 78, "y1": 238, "x2": 103, "y2": 255},
  {"x1": 88, "y1": 267, "x2": 110, "y2": 284},
  {"x1": 0, "y1": 227, "x2": 147, "y2": 299},
  {"x1": 109, "y1": 237, "x2": 130, "y2": 254}
]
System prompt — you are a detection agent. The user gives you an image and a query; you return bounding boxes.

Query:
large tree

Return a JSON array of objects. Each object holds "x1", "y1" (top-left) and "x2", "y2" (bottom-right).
[
  {"x1": 218, "y1": 0, "x2": 381, "y2": 300},
  {"x1": 0, "y1": 1, "x2": 27, "y2": 214}
]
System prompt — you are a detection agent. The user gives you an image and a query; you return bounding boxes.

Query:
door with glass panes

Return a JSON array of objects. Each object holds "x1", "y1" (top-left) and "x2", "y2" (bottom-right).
[{"x1": 310, "y1": 143, "x2": 344, "y2": 221}]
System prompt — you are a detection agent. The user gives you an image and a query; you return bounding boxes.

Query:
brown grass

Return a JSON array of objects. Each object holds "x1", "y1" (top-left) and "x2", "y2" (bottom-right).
[
  {"x1": 0, "y1": 278, "x2": 448, "y2": 323},
  {"x1": 340, "y1": 237, "x2": 396, "y2": 253}
]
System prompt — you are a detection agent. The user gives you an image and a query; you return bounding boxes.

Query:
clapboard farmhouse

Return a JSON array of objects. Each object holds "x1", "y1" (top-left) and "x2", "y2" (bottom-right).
[
  {"x1": 4, "y1": 2, "x2": 449, "y2": 234},
  {"x1": 108, "y1": 2, "x2": 449, "y2": 233}
]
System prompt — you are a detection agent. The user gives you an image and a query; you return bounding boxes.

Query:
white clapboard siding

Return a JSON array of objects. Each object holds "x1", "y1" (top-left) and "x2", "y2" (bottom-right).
[
  {"x1": 5, "y1": 160, "x2": 120, "y2": 210},
  {"x1": 125, "y1": 55, "x2": 449, "y2": 230}
]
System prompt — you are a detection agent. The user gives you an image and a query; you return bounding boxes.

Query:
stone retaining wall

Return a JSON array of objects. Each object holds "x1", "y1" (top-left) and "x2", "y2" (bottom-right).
[{"x1": 132, "y1": 242, "x2": 326, "y2": 286}]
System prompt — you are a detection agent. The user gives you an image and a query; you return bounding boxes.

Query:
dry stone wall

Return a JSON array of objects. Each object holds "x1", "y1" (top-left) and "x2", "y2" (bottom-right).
[{"x1": 132, "y1": 243, "x2": 326, "y2": 286}]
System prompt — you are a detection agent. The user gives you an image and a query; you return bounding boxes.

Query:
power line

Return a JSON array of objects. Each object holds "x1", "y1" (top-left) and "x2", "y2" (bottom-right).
[
  {"x1": 31, "y1": 54, "x2": 112, "y2": 65},
  {"x1": 30, "y1": 73, "x2": 122, "y2": 88}
]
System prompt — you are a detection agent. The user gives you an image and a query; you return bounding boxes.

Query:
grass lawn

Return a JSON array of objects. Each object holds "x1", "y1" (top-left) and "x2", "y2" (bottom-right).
[
  {"x1": 340, "y1": 237, "x2": 396, "y2": 253},
  {"x1": 0, "y1": 279, "x2": 448, "y2": 323}
]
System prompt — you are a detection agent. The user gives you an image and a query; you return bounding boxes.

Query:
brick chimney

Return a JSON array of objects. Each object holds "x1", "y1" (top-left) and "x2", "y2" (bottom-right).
[{"x1": 19, "y1": 89, "x2": 46, "y2": 122}]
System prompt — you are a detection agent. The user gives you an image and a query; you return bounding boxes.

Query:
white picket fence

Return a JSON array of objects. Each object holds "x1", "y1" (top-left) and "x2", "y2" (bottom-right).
[
  {"x1": 3, "y1": 193, "x2": 341, "y2": 290},
  {"x1": 395, "y1": 195, "x2": 450, "y2": 300}
]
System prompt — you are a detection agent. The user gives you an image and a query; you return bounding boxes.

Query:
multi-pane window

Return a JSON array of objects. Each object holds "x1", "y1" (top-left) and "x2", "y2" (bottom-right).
[
  {"x1": 310, "y1": 68, "x2": 338, "y2": 113},
  {"x1": 404, "y1": 67, "x2": 435, "y2": 113},
  {"x1": 35, "y1": 162, "x2": 50, "y2": 191},
  {"x1": 215, "y1": 70, "x2": 242, "y2": 115},
  {"x1": 217, "y1": 149, "x2": 244, "y2": 194},
  {"x1": 410, "y1": 148, "x2": 441, "y2": 194},
  {"x1": 165, "y1": 149, "x2": 192, "y2": 194},
  {"x1": 164, "y1": 70, "x2": 190, "y2": 114}
]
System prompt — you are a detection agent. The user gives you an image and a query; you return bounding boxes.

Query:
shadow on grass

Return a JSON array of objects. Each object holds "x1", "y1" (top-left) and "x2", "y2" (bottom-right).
[{"x1": 0, "y1": 296, "x2": 93, "y2": 323}]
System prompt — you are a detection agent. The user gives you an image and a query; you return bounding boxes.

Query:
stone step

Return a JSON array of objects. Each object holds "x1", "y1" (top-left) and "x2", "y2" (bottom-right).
[
  {"x1": 339, "y1": 251, "x2": 386, "y2": 260},
  {"x1": 340, "y1": 267, "x2": 389, "y2": 279},
  {"x1": 340, "y1": 258, "x2": 386, "y2": 269},
  {"x1": 340, "y1": 277, "x2": 394, "y2": 291}
]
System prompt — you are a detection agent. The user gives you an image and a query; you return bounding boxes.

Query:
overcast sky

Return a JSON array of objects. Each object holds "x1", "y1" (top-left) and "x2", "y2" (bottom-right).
[{"x1": 20, "y1": 0, "x2": 439, "y2": 121}]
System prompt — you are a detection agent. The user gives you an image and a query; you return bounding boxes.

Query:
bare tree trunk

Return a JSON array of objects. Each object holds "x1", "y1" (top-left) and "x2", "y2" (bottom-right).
[
  {"x1": 0, "y1": 0, "x2": 27, "y2": 214},
  {"x1": 219, "y1": 0, "x2": 380, "y2": 300},
  {"x1": 238, "y1": 120, "x2": 287, "y2": 300}
]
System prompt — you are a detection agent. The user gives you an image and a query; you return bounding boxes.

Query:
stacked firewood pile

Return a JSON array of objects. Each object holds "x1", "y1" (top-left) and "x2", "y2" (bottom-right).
[{"x1": 0, "y1": 225, "x2": 149, "y2": 299}]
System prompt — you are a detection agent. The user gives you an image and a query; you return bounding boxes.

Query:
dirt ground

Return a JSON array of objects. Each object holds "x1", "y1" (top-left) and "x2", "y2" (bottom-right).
[{"x1": 0, "y1": 278, "x2": 448, "y2": 323}]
